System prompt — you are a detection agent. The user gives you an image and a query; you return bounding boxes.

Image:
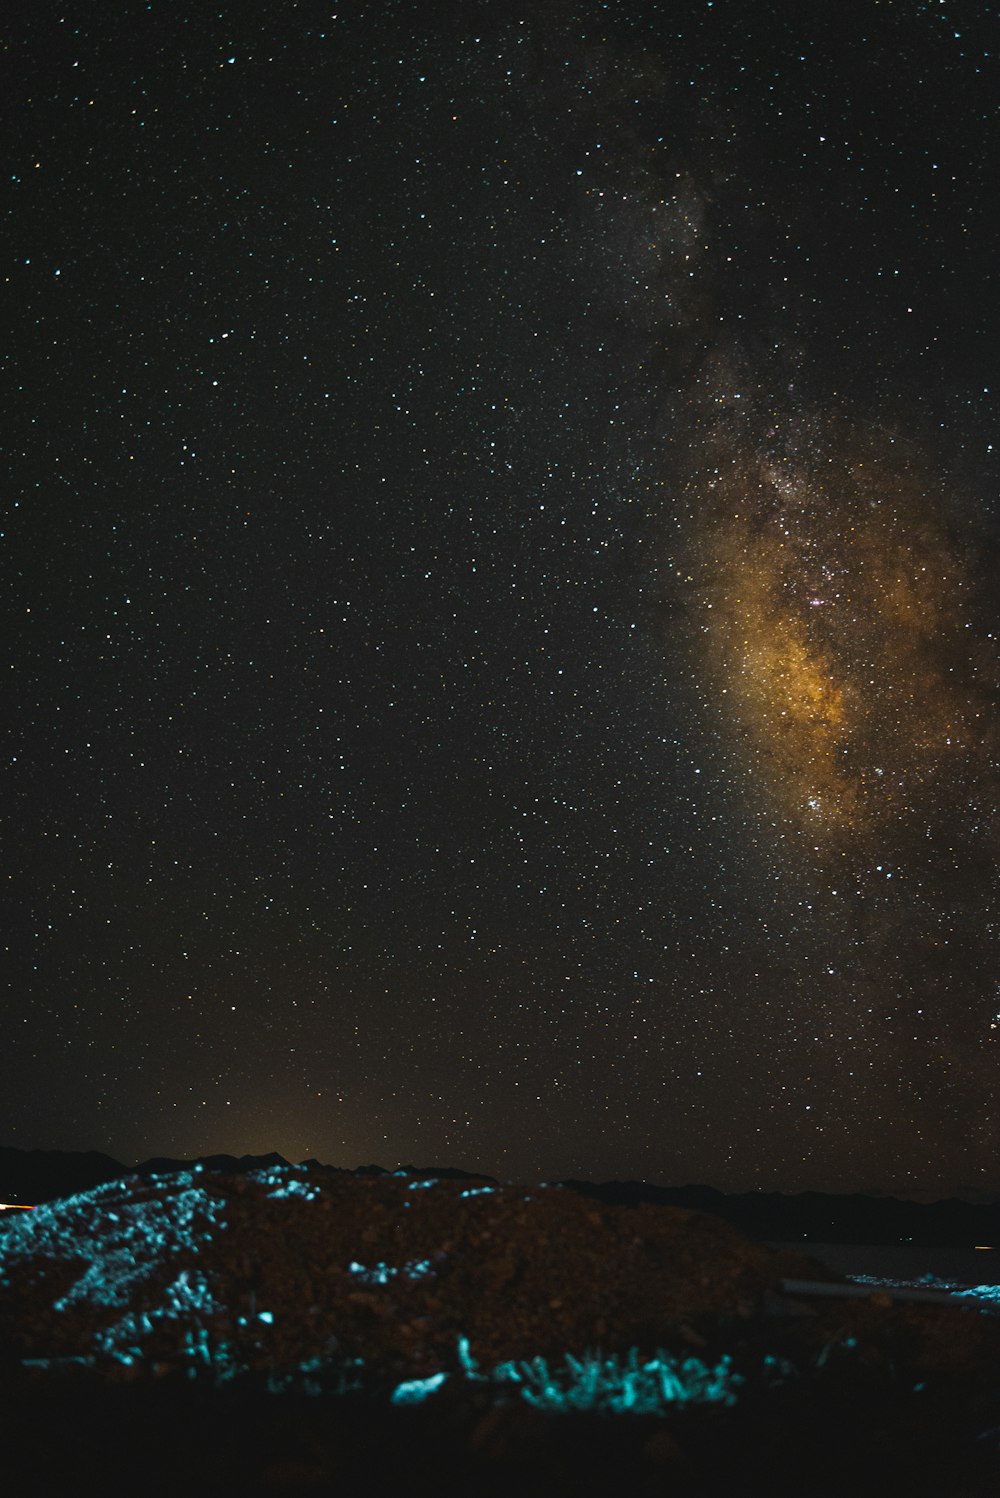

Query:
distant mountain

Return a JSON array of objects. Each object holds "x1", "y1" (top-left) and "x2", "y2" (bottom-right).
[
  {"x1": 136, "y1": 1151, "x2": 292, "y2": 1178},
  {"x1": 394, "y1": 1163, "x2": 500, "y2": 1183},
  {"x1": 0, "y1": 1148, "x2": 496, "y2": 1207},
  {"x1": 559, "y1": 1179, "x2": 1000, "y2": 1249},
  {"x1": 1, "y1": 1148, "x2": 997, "y2": 1247},
  {"x1": 0, "y1": 1148, "x2": 302, "y2": 1205},
  {"x1": 0, "y1": 1147, "x2": 123, "y2": 1205}
]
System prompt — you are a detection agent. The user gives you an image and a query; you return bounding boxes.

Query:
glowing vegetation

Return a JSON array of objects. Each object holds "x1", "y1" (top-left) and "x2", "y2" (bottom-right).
[{"x1": 458, "y1": 1339, "x2": 744, "y2": 1412}]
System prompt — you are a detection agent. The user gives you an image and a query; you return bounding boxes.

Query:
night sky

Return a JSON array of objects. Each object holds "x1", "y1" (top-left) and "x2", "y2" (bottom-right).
[{"x1": 5, "y1": 0, "x2": 999, "y2": 1195}]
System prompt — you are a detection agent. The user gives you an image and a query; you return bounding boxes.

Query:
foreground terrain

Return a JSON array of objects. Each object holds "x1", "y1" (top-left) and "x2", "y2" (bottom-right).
[{"x1": 2, "y1": 1163, "x2": 999, "y2": 1494}]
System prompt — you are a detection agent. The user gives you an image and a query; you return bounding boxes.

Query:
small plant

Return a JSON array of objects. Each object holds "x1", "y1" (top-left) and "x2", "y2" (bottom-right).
[
  {"x1": 450, "y1": 1337, "x2": 743, "y2": 1411},
  {"x1": 492, "y1": 1347, "x2": 743, "y2": 1412}
]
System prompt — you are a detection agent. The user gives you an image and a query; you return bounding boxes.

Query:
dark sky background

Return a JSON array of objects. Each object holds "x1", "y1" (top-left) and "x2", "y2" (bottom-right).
[{"x1": 4, "y1": 0, "x2": 999, "y2": 1195}]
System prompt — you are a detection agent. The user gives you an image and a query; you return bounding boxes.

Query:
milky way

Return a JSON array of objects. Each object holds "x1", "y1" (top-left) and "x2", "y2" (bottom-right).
[
  {"x1": 579, "y1": 28, "x2": 1000, "y2": 1174},
  {"x1": 691, "y1": 408, "x2": 996, "y2": 856},
  {"x1": 678, "y1": 398, "x2": 999, "y2": 1099},
  {"x1": 572, "y1": 43, "x2": 998, "y2": 896}
]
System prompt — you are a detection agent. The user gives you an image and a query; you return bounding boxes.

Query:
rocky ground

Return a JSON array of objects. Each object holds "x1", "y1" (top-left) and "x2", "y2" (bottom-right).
[{"x1": 2, "y1": 1163, "x2": 999, "y2": 1495}]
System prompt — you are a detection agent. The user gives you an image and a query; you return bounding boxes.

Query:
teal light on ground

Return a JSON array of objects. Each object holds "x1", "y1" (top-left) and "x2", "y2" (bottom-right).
[
  {"x1": 391, "y1": 1371, "x2": 450, "y2": 1405},
  {"x1": 489, "y1": 1349, "x2": 743, "y2": 1412},
  {"x1": 347, "y1": 1258, "x2": 435, "y2": 1285},
  {"x1": 389, "y1": 1339, "x2": 747, "y2": 1412},
  {"x1": 956, "y1": 1285, "x2": 1000, "y2": 1305},
  {"x1": 267, "y1": 1180, "x2": 320, "y2": 1201}
]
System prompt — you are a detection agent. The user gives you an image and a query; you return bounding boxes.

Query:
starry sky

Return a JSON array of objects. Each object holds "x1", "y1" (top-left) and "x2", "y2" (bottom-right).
[{"x1": 5, "y1": 0, "x2": 999, "y2": 1195}]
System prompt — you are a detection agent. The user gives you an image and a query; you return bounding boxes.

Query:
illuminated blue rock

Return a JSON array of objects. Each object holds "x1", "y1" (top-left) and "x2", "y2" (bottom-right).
[{"x1": 391, "y1": 1371, "x2": 450, "y2": 1404}]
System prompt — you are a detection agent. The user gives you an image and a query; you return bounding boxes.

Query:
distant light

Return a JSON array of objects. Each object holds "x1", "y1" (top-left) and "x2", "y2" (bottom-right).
[{"x1": 974, "y1": 1245, "x2": 994, "y2": 1250}]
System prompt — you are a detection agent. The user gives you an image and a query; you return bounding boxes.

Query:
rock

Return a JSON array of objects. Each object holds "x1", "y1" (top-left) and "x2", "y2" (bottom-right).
[{"x1": 1, "y1": 1162, "x2": 995, "y2": 1403}]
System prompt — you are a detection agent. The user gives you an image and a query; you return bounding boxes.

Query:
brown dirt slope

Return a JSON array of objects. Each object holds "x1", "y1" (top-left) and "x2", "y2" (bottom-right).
[{"x1": 0, "y1": 1163, "x2": 834, "y2": 1380}]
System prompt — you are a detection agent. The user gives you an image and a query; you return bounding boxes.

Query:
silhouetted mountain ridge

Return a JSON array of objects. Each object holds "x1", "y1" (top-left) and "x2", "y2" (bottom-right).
[
  {"x1": 0, "y1": 1147, "x2": 125, "y2": 1203},
  {"x1": 0, "y1": 1147, "x2": 497, "y2": 1207},
  {"x1": 560, "y1": 1178, "x2": 1000, "y2": 1248},
  {"x1": 1, "y1": 1147, "x2": 997, "y2": 1246}
]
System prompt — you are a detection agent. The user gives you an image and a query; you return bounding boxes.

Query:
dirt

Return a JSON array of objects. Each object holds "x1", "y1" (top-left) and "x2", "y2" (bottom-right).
[{"x1": 1, "y1": 1163, "x2": 999, "y2": 1495}]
